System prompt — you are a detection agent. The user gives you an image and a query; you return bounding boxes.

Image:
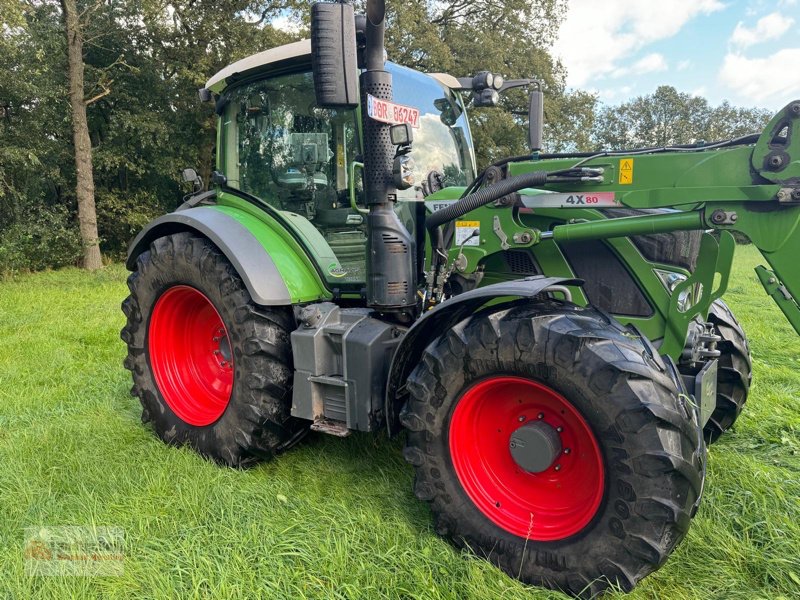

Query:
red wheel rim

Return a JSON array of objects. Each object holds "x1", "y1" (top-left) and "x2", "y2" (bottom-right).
[
  {"x1": 449, "y1": 376, "x2": 604, "y2": 540},
  {"x1": 148, "y1": 286, "x2": 233, "y2": 426}
]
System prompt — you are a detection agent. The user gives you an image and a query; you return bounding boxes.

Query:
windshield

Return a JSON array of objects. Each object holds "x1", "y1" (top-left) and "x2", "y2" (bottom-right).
[{"x1": 388, "y1": 63, "x2": 476, "y2": 197}]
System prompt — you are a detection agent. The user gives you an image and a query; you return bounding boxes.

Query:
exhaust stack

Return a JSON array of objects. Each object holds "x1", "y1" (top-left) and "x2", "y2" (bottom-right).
[
  {"x1": 359, "y1": 1, "x2": 417, "y2": 317},
  {"x1": 311, "y1": 1, "x2": 417, "y2": 318}
]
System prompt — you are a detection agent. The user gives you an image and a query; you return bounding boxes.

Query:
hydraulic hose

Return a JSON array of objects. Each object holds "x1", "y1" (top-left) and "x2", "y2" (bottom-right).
[
  {"x1": 426, "y1": 170, "x2": 548, "y2": 233},
  {"x1": 425, "y1": 170, "x2": 548, "y2": 275}
]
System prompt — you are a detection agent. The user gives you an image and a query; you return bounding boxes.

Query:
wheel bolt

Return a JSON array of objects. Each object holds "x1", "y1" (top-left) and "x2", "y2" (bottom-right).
[
  {"x1": 518, "y1": 415, "x2": 526, "y2": 422},
  {"x1": 556, "y1": 426, "x2": 563, "y2": 433},
  {"x1": 213, "y1": 336, "x2": 220, "y2": 342},
  {"x1": 537, "y1": 412, "x2": 544, "y2": 420},
  {"x1": 554, "y1": 464, "x2": 562, "y2": 471},
  {"x1": 564, "y1": 448, "x2": 571, "y2": 455}
]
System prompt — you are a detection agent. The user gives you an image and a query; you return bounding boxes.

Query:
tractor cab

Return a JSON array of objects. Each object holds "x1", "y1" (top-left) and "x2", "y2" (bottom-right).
[{"x1": 207, "y1": 41, "x2": 475, "y2": 289}]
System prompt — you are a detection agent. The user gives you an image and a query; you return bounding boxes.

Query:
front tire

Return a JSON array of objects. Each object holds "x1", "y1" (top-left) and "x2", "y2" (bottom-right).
[
  {"x1": 704, "y1": 299, "x2": 752, "y2": 443},
  {"x1": 121, "y1": 232, "x2": 307, "y2": 467},
  {"x1": 400, "y1": 302, "x2": 705, "y2": 597}
]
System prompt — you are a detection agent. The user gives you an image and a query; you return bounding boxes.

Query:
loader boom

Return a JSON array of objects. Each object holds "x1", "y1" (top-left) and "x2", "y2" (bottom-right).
[{"x1": 494, "y1": 100, "x2": 800, "y2": 348}]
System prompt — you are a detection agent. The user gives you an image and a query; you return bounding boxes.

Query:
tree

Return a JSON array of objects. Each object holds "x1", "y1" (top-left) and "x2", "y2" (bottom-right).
[
  {"x1": 392, "y1": 0, "x2": 599, "y2": 162},
  {"x1": 312, "y1": 0, "x2": 593, "y2": 163},
  {"x1": 60, "y1": 0, "x2": 102, "y2": 269},
  {"x1": 592, "y1": 86, "x2": 771, "y2": 150}
]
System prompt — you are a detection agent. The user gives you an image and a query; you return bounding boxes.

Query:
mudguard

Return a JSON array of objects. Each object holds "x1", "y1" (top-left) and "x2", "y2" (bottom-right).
[
  {"x1": 384, "y1": 275, "x2": 581, "y2": 435},
  {"x1": 126, "y1": 205, "x2": 329, "y2": 305}
]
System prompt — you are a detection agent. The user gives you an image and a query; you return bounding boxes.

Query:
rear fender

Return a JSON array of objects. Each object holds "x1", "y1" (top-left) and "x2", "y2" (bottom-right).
[
  {"x1": 126, "y1": 206, "x2": 330, "y2": 305},
  {"x1": 384, "y1": 276, "x2": 581, "y2": 435}
]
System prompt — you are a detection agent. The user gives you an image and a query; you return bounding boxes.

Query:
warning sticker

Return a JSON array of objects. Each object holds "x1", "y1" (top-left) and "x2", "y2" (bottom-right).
[
  {"x1": 455, "y1": 221, "x2": 480, "y2": 246},
  {"x1": 519, "y1": 192, "x2": 620, "y2": 209},
  {"x1": 619, "y1": 159, "x2": 634, "y2": 185}
]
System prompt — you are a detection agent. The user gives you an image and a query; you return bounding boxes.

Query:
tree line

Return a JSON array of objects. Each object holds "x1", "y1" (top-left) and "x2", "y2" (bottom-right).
[{"x1": 0, "y1": 0, "x2": 771, "y2": 274}]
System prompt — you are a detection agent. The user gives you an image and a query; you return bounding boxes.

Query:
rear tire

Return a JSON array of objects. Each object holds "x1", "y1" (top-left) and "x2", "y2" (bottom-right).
[
  {"x1": 400, "y1": 302, "x2": 705, "y2": 597},
  {"x1": 121, "y1": 232, "x2": 307, "y2": 467},
  {"x1": 704, "y1": 299, "x2": 752, "y2": 443}
]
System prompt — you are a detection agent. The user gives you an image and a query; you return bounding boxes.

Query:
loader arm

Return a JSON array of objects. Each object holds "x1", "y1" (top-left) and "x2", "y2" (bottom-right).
[{"x1": 503, "y1": 100, "x2": 800, "y2": 348}]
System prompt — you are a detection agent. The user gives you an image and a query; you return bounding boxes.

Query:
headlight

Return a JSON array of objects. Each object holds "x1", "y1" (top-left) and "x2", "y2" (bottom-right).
[{"x1": 654, "y1": 269, "x2": 697, "y2": 313}]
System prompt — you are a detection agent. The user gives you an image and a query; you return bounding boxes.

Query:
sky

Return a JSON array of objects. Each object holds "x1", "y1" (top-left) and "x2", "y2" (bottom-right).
[{"x1": 551, "y1": 0, "x2": 800, "y2": 110}]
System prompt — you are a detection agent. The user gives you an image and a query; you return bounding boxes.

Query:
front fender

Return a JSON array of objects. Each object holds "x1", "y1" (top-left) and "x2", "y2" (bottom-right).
[
  {"x1": 384, "y1": 275, "x2": 581, "y2": 435},
  {"x1": 126, "y1": 205, "x2": 330, "y2": 305}
]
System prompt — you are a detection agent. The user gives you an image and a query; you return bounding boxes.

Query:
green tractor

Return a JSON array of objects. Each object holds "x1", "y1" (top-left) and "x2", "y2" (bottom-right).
[{"x1": 121, "y1": 1, "x2": 800, "y2": 596}]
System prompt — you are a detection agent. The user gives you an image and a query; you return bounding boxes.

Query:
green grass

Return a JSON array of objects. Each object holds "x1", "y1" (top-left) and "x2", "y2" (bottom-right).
[{"x1": 0, "y1": 244, "x2": 799, "y2": 599}]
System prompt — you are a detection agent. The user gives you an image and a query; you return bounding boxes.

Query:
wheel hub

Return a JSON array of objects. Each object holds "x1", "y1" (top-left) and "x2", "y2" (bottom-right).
[
  {"x1": 509, "y1": 421, "x2": 562, "y2": 473},
  {"x1": 148, "y1": 285, "x2": 234, "y2": 426},
  {"x1": 215, "y1": 329, "x2": 232, "y2": 365},
  {"x1": 449, "y1": 376, "x2": 605, "y2": 540}
]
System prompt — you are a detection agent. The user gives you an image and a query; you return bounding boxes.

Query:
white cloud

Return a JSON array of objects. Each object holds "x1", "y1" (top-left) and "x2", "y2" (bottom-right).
[
  {"x1": 612, "y1": 53, "x2": 668, "y2": 78},
  {"x1": 718, "y1": 48, "x2": 800, "y2": 104},
  {"x1": 598, "y1": 85, "x2": 634, "y2": 102},
  {"x1": 677, "y1": 59, "x2": 692, "y2": 71},
  {"x1": 730, "y1": 12, "x2": 794, "y2": 48},
  {"x1": 552, "y1": 0, "x2": 725, "y2": 87}
]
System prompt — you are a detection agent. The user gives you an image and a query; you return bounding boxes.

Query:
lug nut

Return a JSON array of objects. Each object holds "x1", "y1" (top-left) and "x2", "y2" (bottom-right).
[
  {"x1": 518, "y1": 415, "x2": 526, "y2": 422},
  {"x1": 556, "y1": 426, "x2": 564, "y2": 433},
  {"x1": 564, "y1": 448, "x2": 571, "y2": 455},
  {"x1": 554, "y1": 464, "x2": 562, "y2": 471},
  {"x1": 537, "y1": 412, "x2": 544, "y2": 420}
]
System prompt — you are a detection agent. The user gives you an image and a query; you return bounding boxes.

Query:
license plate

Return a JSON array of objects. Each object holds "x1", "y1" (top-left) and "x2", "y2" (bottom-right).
[
  {"x1": 367, "y1": 94, "x2": 420, "y2": 128},
  {"x1": 520, "y1": 192, "x2": 620, "y2": 208},
  {"x1": 695, "y1": 359, "x2": 718, "y2": 426}
]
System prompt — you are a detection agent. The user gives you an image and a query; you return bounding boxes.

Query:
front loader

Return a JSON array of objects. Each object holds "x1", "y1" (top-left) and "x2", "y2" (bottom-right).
[{"x1": 121, "y1": 1, "x2": 800, "y2": 596}]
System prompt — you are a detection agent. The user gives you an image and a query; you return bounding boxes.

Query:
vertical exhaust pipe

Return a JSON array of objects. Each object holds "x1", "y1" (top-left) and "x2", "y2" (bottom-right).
[{"x1": 360, "y1": 0, "x2": 417, "y2": 318}]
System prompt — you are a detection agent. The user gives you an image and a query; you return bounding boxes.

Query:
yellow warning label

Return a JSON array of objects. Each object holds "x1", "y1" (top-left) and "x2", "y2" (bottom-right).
[
  {"x1": 455, "y1": 221, "x2": 480, "y2": 246},
  {"x1": 619, "y1": 159, "x2": 634, "y2": 185}
]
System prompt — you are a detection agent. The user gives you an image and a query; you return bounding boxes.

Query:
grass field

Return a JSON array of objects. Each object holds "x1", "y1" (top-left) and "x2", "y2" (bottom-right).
[{"x1": 0, "y1": 244, "x2": 799, "y2": 599}]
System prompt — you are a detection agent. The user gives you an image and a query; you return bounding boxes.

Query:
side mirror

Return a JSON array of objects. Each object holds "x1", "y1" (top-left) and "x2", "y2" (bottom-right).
[
  {"x1": 311, "y1": 2, "x2": 359, "y2": 108},
  {"x1": 528, "y1": 87, "x2": 544, "y2": 152}
]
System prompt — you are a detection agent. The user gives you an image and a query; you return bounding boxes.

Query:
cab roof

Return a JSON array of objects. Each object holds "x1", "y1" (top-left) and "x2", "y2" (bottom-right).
[
  {"x1": 204, "y1": 39, "x2": 311, "y2": 94},
  {"x1": 203, "y1": 38, "x2": 460, "y2": 95}
]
